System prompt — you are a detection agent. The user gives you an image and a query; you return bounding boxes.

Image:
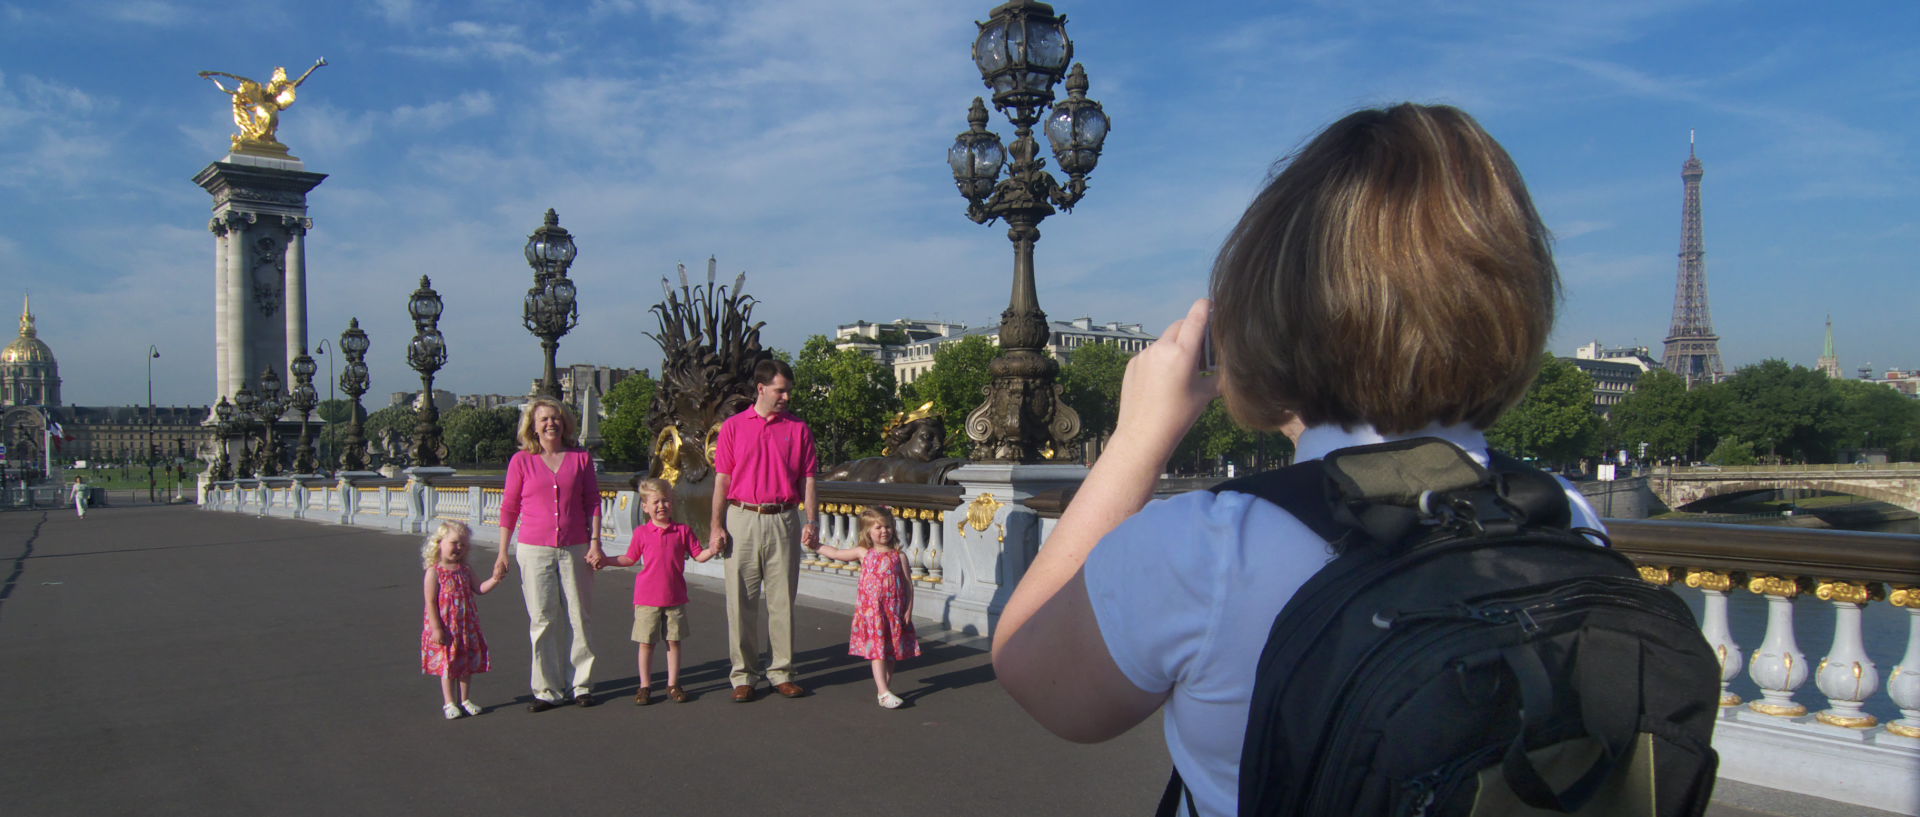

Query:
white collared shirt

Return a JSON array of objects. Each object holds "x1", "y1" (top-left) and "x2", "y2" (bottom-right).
[{"x1": 1082, "y1": 422, "x2": 1604, "y2": 817}]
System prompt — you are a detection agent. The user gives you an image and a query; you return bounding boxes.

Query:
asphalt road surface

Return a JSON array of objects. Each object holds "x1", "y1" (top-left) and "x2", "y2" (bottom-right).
[{"x1": 0, "y1": 505, "x2": 1790, "y2": 816}]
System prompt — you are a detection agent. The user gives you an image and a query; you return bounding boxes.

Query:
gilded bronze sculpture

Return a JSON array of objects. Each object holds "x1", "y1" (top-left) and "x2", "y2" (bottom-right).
[
  {"x1": 821, "y1": 402, "x2": 967, "y2": 484},
  {"x1": 199, "y1": 58, "x2": 327, "y2": 156}
]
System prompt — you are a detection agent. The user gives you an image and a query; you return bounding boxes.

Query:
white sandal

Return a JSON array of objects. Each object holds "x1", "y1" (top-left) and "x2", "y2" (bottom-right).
[
  {"x1": 877, "y1": 692, "x2": 904, "y2": 709},
  {"x1": 443, "y1": 703, "x2": 462, "y2": 720},
  {"x1": 460, "y1": 700, "x2": 482, "y2": 716}
]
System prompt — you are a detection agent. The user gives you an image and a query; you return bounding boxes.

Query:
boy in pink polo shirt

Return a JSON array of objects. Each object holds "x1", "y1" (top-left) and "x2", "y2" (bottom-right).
[{"x1": 604, "y1": 478, "x2": 713, "y2": 705}]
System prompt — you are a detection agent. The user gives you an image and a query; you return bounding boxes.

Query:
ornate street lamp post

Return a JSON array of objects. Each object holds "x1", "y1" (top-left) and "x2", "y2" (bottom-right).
[
  {"x1": 406, "y1": 276, "x2": 448, "y2": 467},
  {"x1": 338, "y1": 318, "x2": 372, "y2": 472},
  {"x1": 523, "y1": 209, "x2": 580, "y2": 400},
  {"x1": 232, "y1": 385, "x2": 257, "y2": 477},
  {"x1": 289, "y1": 350, "x2": 319, "y2": 474},
  {"x1": 255, "y1": 367, "x2": 285, "y2": 478},
  {"x1": 949, "y1": 0, "x2": 1109, "y2": 463},
  {"x1": 212, "y1": 396, "x2": 234, "y2": 481}
]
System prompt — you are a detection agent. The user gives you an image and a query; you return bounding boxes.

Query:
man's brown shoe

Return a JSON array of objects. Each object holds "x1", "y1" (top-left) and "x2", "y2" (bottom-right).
[
  {"x1": 667, "y1": 685, "x2": 690, "y2": 703},
  {"x1": 731, "y1": 684, "x2": 755, "y2": 702},
  {"x1": 634, "y1": 687, "x2": 653, "y2": 706},
  {"x1": 774, "y1": 681, "x2": 807, "y2": 698}
]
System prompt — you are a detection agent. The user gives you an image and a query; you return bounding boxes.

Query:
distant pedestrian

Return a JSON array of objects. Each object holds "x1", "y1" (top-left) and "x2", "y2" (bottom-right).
[
  {"x1": 421, "y1": 520, "x2": 502, "y2": 720},
  {"x1": 598, "y1": 478, "x2": 713, "y2": 705},
  {"x1": 69, "y1": 475, "x2": 85, "y2": 519},
  {"x1": 810, "y1": 506, "x2": 919, "y2": 709}
]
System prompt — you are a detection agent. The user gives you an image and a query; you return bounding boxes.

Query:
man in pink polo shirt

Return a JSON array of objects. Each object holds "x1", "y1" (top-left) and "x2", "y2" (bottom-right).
[{"x1": 709, "y1": 359, "x2": 820, "y2": 702}]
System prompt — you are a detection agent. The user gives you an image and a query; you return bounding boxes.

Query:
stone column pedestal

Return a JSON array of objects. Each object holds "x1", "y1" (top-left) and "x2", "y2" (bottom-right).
[{"x1": 944, "y1": 462, "x2": 1089, "y2": 636}]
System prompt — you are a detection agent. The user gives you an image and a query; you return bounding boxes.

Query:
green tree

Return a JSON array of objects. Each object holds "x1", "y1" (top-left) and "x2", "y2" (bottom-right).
[
  {"x1": 908, "y1": 335, "x2": 999, "y2": 456},
  {"x1": 1603, "y1": 369, "x2": 1701, "y2": 463},
  {"x1": 314, "y1": 398, "x2": 365, "y2": 466},
  {"x1": 1716, "y1": 359, "x2": 1841, "y2": 462},
  {"x1": 1831, "y1": 378, "x2": 1920, "y2": 461},
  {"x1": 1060, "y1": 342, "x2": 1132, "y2": 446},
  {"x1": 1705, "y1": 435, "x2": 1756, "y2": 466},
  {"x1": 600, "y1": 373, "x2": 660, "y2": 468},
  {"x1": 1165, "y1": 399, "x2": 1294, "y2": 475},
  {"x1": 443, "y1": 405, "x2": 520, "y2": 466},
  {"x1": 790, "y1": 335, "x2": 901, "y2": 466},
  {"x1": 1486, "y1": 356, "x2": 1600, "y2": 465}
]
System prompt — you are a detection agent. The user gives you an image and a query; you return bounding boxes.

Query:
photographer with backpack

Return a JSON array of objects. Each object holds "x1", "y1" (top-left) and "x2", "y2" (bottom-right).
[{"x1": 992, "y1": 104, "x2": 1719, "y2": 817}]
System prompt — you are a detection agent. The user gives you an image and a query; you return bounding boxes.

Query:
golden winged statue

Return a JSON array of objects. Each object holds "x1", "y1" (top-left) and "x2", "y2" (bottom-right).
[{"x1": 199, "y1": 58, "x2": 327, "y2": 156}]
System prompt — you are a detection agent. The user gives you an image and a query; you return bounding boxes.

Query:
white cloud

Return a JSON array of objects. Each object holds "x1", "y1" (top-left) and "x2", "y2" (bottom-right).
[
  {"x1": 366, "y1": 0, "x2": 422, "y2": 26},
  {"x1": 91, "y1": 0, "x2": 187, "y2": 26},
  {"x1": 392, "y1": 91, "x2": 496, "y2": 130}
]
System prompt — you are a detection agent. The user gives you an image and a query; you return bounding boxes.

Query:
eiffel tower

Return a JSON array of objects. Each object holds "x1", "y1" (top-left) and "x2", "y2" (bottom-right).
[{"x1": 1662, "y1": 133, "x2": 1725, "y2": 387}]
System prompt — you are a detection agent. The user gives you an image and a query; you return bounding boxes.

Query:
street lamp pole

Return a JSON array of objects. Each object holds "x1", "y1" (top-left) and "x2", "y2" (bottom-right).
[
  {"x1": 339, "y1": 319, "x2": 372, "y2": 472},
  {"x1": 213, "y1": 397, "x2": 234, "y2": 481},
  {"x1": 949, "y1": 0, "x2": 1109, "y2": 463},
  {"x1": 232, "y1": 386, "x2": 257, "y2": 478},
  {"x1": 406, "y1": 277, "x2": 448, "y2": 468},
  {"x1": 315, "y1": 338, "x2": 334, "y2": 470},
  {"x1": 523, "y1": 209, "x2": 580, "y2": 401},
  {"x1": 147, "y1": 345, "x2": 159, "y2": 502}
]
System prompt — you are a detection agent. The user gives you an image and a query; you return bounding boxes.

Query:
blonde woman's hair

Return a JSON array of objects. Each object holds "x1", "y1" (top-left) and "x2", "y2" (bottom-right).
[
  {"x1": 1210, "y1": 103, "x2": 1557, "y2": 434},
  {"x1": 855, "y1": 506, "x2": 897, "y2": 550},
  {"x1": 516, "y1": 396, "x2": 580, "y2": 453},
  {"x1": 421, "y1": 520, "x2": 473, "y2": 569}
]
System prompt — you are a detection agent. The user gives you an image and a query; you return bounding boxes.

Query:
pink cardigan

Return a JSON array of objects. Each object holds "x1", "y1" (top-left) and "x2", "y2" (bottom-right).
[{"x1": 499, "y1": 449, "x2": 601, "y2": 547}]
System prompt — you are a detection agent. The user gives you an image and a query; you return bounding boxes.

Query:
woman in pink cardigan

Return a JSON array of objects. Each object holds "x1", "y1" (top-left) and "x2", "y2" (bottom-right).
[{"x1": 492, "y1": 396, "x2": 605, "y2": 711}]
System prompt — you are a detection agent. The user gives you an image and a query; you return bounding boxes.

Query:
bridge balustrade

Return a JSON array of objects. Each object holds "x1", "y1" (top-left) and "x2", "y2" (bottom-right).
[{"x1": 805, "y1": 484, "x2": 963, "y2": 591}]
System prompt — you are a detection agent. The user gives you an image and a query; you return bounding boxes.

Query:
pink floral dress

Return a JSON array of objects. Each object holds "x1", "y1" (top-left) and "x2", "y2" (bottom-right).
[
  {"x1": 421, "y1": 564, "x2": 491, "y2": 678},
  {"x1": 849, "y1": 548, "x2": 920, "y2": 661}
]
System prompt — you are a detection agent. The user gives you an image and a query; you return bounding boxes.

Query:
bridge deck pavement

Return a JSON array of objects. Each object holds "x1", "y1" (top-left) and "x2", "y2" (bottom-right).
[{"x1": 0, "y1": 506, "x2": 1788, "y2": 816}]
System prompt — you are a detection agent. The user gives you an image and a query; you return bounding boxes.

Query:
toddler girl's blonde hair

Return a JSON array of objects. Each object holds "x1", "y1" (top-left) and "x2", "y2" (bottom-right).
[
  {"x1": 421, "y1": 519, "x2": 474, "y2": 569},
  {"x1": 855, "y1": 506, "x2": 897, "y2": 550}
]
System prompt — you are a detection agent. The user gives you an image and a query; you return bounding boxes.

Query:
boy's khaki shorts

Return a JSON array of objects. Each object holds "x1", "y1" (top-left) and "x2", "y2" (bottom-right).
[{"x1": 631, "y1": 604, "x2": 687, "y2": 644}]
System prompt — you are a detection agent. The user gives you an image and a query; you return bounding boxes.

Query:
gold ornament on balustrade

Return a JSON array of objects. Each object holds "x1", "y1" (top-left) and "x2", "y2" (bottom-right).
[
  {"x1": 1684, "y1": 569, "x2": 1735, "y2": 593},
  {"x1": 1891, "y1": 586, "x2": 1920, "y2": 608},
  {"x1": 1746, "y1": 574, "x2": 1803, "y2": 598},
  {"x1": 966, "y1": 493, "x2": 1002, "y2": 532},
  {"x1": 1813, "y1": 580, "x2": 1880, "y2": 605},
  {"x1": 1636, "y1": 565, "x2": 1674, "y2": 586}
]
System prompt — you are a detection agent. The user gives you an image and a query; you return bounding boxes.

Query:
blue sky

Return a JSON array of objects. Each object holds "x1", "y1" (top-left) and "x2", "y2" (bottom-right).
[{"x1": 3, "y1": 0, "x2": 1915, "y2": 407}]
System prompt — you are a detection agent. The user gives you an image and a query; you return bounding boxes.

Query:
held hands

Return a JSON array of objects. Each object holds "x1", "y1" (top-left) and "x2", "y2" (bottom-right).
[
  {"x1": 1113, "y1": 298, "x2": 1222, "y2": 457},
  {"x1": 801, "y1": 522, "x2": 820, "y2": 549},
  {"x1": 709, "y1": 528, "x2": 732, "y2": 558},
  {"x1": 586, "y1": 546, "x2": 606, "y2": 570},
  {"x1": 491, "y1": 559, "x2": 510, "y2": 583}
]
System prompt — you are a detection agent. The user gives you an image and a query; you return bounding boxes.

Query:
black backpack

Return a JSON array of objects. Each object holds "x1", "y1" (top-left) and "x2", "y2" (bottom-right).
[{"x1": 1156, "y1": 438, "x2": 1720, "y2": 817}]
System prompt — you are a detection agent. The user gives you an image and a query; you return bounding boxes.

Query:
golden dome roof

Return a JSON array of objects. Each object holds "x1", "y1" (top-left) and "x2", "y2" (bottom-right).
[{"x1": 3, "y1": 295, "x2": 56, "y2": 367}]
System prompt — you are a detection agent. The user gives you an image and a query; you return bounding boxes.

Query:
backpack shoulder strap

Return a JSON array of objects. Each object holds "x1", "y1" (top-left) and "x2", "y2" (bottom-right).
[{"x1": 1208, "y1": 459, "x2": 1349, "y2": 545}]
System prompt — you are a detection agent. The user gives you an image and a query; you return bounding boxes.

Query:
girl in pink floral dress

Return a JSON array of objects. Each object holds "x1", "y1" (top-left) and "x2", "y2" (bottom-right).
[
  {"x1": 422, "y1": 521, "x2": 502, "y2": 719},
  {"x1": 813, "y1": 507, "x2": 920, "y2": 708}
]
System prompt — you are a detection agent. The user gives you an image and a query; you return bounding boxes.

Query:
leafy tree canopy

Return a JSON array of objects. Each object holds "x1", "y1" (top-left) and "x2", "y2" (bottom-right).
[
  {"x1": 789, "y1": 335, "x2": 902, "y2": 466},
  {"x1": 1060, "y1": 342, "x2": 1131, "y2": 445},
  {"x1": 443, "y1": 405, "x2": 521, "y2": 466},
  {"x1": 908, "y1": 335, "x2": 999, "y2": 457},
  {"x1": 1713, "y1": 359, "x2": 1841, "y2": 462},
  {"x1": 600, "y1": 373, "x2": 660, "y2": 468},
  {"x1": 1602, "y1": 369, "x2": 1700, "y2": 462},
  {"x1": 1486, "y1": 355, "x2": 1600, "y2": 465}
]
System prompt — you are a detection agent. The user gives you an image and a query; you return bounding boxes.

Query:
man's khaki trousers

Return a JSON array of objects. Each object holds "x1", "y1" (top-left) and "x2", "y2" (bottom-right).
[{"x1": 723, "y1": 506, "x2": 801, "y2": 688}]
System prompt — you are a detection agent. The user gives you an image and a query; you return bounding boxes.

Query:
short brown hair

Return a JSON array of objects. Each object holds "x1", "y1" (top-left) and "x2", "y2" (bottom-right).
[
  {"x1": 1210, "y1": 103, "x2": 1557, "y2": 434},
  {"x1": 753, "y1": 359, "x2": 794, "y2": 386},
  {"x1": 516, "y1": 396, "x2": 580, "y2": 453},
  {"x1": 636, "y1": 477, "x2": 673, "y2": 499}
]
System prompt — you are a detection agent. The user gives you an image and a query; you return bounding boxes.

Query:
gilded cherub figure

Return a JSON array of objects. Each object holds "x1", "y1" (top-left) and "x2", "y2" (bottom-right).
[{"x1": 199, "y1": 58, "x2": 327, "y2": 154}]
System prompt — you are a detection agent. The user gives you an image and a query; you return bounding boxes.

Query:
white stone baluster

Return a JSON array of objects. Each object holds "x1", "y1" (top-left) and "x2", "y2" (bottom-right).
[
  {"x1": 1888, "y1": 586, "x2": 1920, "y2": 739},
  {"x1": 921, "y1": 513, "x2": 936, "y2": 583},
  {"x1": 1685, "y1": 569, "x2": 1744, "y2": 707},
  {"x1": 905, "y1": 510, "x2": 929, "y2": 582},
  {"x1": 1746, "y1": 574, "x2": 1810, "y2": 717},
  {"x1": 1813, "y1": 580, "x2": 1881, "y2": 728}
]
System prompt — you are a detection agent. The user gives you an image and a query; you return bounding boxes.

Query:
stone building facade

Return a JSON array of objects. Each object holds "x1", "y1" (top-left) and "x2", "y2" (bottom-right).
[{"x1": 836, "y1": 316, "x2": 1157, "y2": 388}]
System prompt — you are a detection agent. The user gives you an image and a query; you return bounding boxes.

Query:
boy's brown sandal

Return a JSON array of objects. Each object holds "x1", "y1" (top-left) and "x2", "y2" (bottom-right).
[
  {"x1": 634, "y1": 687, "x2": 653, "y2": 706},
  {"x1": 667, "y1": 685, "x2": 690, "y2": 703}
]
